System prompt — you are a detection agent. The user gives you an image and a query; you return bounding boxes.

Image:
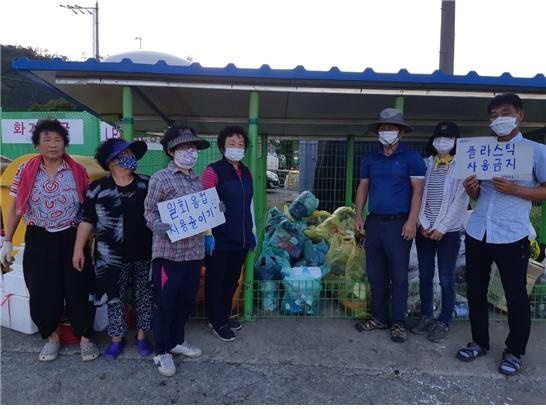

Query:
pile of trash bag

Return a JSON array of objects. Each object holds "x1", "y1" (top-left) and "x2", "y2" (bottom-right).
[
  {"x1": 255, "y1": 191, "x2": 332, "y2": 314},
  {"x1": 282, "y1": 266, "x2": 330, "y2": 315}
]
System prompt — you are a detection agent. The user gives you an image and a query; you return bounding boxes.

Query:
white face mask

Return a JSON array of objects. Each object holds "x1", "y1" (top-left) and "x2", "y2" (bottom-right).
[
  {"x1": 432, "y1": 137, "x2": 455, "y2": 154},
  {"x1": 224, "y1": 147, "x2": 245, "y2": 162},
  {"x1": 174, "y1": 149, "x2": 198, "y2": 169},
  {"x1": 378, "y1": 131, "x2": 399, "y2": 146},
  {"x1": 490, "y1": 116, "x2": 517, "y2": 137}
]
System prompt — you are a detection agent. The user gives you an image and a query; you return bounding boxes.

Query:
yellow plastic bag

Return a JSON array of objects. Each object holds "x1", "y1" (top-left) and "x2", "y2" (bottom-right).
[
  {"x1": 324, "y1": 235, "x2": 353, "y2": 276},
  {"x1": 345, "y1": 241, "x2": 366, "y2": 281},
  {"x1": 304, "y1": 207, "x2": 355, "y2": 242}
]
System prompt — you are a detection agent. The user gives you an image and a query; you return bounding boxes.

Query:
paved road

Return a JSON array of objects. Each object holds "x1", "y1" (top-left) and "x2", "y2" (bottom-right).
[{"x1": 2, "y1": 318, "x2": 545, "y2": 404}]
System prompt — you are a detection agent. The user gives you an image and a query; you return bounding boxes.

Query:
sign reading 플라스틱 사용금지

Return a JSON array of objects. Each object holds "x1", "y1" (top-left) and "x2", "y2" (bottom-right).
[
  {"x1": 454, "y1": 136, "x2": 533, "y2": 180},
  {"x1": 157, "y1": 187, "x2": 226, "y2": 242}
]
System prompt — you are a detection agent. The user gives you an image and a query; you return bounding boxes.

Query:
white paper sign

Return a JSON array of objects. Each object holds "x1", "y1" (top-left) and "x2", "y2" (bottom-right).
[
  {"x1": 454, "y1": 136, "x2": 533, "y2": 180},
  {"x1": 1, "y1": 119, "x2": 84, "y2": 144},
  {"x1": 157, "y1": 188, "x2": 226, "y2": 242},
  {"x1": 100, "y1": 121, "x2": 121, "y2": 141}
]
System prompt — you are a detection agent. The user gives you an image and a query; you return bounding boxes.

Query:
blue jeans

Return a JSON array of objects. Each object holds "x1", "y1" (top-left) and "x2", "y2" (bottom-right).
[
  {"x1": 365, "y1": 217, "x2": 412, "y2": 326},
  {"x1": 415, "y1": 230, "x2": 461, "y2": 326}
]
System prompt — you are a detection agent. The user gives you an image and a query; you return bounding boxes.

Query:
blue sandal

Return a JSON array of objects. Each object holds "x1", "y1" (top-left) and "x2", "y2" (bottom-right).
[
  {"x1": 498, "y1": 353, "x2": 522, "y2": 376},
  {"x1": 456, "y1": 342, "x2": 486, "y2": 362}
]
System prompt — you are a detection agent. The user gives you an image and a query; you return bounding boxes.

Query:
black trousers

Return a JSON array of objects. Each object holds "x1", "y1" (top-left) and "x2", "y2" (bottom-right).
[
  {"x1": 465, "y1": 234, "x2": 531, "y2": 356},
  {"x1": 23, "y1": 225, "x2": 95, "y2": 339},
  {"x1": 151, "y1": 258, "x2": 201, "y2": 355},
  {"x1": 204, "y1": 249, "x2": 247, "y2": 329}
]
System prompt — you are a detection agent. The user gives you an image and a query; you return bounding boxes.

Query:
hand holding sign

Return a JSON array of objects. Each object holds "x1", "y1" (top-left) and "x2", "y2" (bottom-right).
[
  {"x1": 492, "y1": 177, "x2": 520, "y2": 195},
  {"x1": 157, "y1": 188, "x2": 226, "y2": 243}
]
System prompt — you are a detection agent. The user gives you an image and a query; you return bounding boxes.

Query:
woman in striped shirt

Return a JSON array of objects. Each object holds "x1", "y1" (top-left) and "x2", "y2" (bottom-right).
[{"x1": 411, "y1": 122, "x2": 469, "y2": 342}]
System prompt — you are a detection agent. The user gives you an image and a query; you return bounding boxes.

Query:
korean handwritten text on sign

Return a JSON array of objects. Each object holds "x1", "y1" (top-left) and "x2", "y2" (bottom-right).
[
  {"x1": 454, "y1": 137, "x2": 533, "y2": 180},
  {"x1": 157, "y1": 187, "x2": 226, "y2": 242}
]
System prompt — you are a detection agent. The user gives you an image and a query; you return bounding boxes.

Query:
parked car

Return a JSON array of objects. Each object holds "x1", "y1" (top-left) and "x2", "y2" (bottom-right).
[{"x1": 267, "y1": 170, "x2": 280, "y2": 189}]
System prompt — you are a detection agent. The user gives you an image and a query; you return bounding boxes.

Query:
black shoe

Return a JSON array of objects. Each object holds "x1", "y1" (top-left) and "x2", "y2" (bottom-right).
[
  {"x1": 212, "y1": 325, "x2": 236, "y2": 342},
  {"x1": 427, "y1": 321, "x2": 449, "y2": 343},
  {"x1": 410, "y1": 315, "x2": 434, "y2": 335},
  {"x1": 227, "y1": 319, "x2": 242, "y2": 330}
]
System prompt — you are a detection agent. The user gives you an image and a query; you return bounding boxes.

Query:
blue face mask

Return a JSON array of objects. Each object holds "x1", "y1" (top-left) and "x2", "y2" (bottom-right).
[{"x1": 116, "y1": 154, "x2": 138, "y2": 171}]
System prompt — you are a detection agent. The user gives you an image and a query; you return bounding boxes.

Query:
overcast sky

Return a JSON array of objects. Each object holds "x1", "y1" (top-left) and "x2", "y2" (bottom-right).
[{"x1": 1, "y1": 0, "x2": 545, "y2": 77}]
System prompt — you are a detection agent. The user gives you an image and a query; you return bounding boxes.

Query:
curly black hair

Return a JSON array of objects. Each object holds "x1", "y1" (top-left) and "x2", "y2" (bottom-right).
[
  {"x1": 31, "y1": 119, "x2": 69, "y2": 146},
  {"x1": 95, "y1": 138, "x2": 123, "y2": 171},
  {"x1": 217, "y1": 126, "x2": 248, "y2": 153}
]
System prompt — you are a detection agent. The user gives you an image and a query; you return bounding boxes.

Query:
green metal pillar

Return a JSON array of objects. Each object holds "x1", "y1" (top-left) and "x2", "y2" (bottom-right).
[
  {"x1": 256, "y1": 133, "x2": 268, "y2": 251},
  {"x1": 538, "y1": 201, "x2": 546, "y2": 245},
  {"x1": 538, "y1": 136, "x2": 546, "y2": 245},
  {"x1": 394, "y1": 96, "x2": 404, "y2": 112},
  {"x1": 344, "y1": 135, "x2": 355, "y2": 207},
  {"x1": 122, "y1": 86, "x2": 134, "y2": 140},
  {"x1": 244, "y1": 91, "x2": 260, "y2": 321}
]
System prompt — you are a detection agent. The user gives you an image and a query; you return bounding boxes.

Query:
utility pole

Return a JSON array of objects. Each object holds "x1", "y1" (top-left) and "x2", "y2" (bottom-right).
[
  {"x1": 60, "y1": 2, "x2": 100, "y2": 60},
  {"x1": 439, "y1": 0, "x2": 455, "y2": 74}
]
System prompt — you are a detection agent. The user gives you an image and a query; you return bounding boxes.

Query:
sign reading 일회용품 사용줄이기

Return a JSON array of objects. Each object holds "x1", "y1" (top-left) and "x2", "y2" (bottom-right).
[
  {"x1": 454, "y1": 136, "x2": 534, "y2": 180},
  {"x1": 157, "y1": 187, "x2": 226, "y2": 242}
]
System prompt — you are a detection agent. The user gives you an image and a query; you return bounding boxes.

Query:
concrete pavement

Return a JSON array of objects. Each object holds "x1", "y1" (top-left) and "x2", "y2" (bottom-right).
[{"x1": 1, "y1": 318, "x2": 545, "y2": 404}]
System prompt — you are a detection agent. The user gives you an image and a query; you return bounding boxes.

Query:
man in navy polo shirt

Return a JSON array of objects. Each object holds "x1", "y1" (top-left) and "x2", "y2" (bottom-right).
[{"x1": 354, "y1": 108, "x2": 426, "y2": 343}]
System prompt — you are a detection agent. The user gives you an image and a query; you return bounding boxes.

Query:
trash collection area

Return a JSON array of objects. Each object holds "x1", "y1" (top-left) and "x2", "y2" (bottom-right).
[
  {"x1": 192, "y1": 190, "x2": 546, "y2": 322},
  {"x1": 5, "y1": 55, "x2": 545, "y2": 332}
]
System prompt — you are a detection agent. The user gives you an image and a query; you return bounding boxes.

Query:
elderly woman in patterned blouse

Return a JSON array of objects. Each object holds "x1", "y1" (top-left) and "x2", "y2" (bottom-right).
[
  {"x1": 72, "y1": 138, "x2": 154, "y2": 360},
  {"x1": 0, "y1": 119, "x2": 98, "y2": 362}
]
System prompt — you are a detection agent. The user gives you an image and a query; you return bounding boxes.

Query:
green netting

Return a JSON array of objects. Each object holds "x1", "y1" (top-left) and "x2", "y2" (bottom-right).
[{"x1": 190, "y1": 280, "x2": 546, "y2": 322}]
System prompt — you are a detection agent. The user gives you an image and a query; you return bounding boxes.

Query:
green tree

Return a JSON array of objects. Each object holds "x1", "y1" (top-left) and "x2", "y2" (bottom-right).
[
  {"x1": 1, "y1": 45, "x2": 74, "y2": 111},
  {"x1": 30, "y1": 98, "x2": 76, "y2": 112}
]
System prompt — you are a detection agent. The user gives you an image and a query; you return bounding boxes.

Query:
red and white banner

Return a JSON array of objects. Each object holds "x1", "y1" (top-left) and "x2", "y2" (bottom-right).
[{"x1": 1, "y1": 119, "x2": 84, "y2": 144}]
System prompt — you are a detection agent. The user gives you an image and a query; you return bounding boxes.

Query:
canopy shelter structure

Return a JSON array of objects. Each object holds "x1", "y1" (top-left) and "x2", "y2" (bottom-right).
[
  {"x1": 12, "y1": 51, "x2": 546, "y2": 319},
  {"x1": 12, "y1": 52, "x2": 546, "y2": 140}
]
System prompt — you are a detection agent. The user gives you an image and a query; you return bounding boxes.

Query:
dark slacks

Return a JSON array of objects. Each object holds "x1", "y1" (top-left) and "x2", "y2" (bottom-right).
[
  {"x1": 23, "y1": 225, "x2": 95, "y2": 339},
  {"x1": 151, "y1": 258, "x2": 201, "y2": 355},
  {"x1": 365, "y1": 217, "x2": 412, "y2": 326},
  {"x1": 204, "y1": 249, "x2": 247, "y2": 329},
  {"x1": 465, "y1": 234, "x2": 531, "y2": 356}
]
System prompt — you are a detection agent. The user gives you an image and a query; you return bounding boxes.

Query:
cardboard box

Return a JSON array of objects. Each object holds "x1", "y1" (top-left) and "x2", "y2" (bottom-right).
[
  {"x1": 0, "y1": 291, "x2": 38, "y2": 334},
  {"x1": 488, "y1": 260, "x2": 544, "y2": 313},
  {"x1": 3, "y1": 271, "x2": 29, "y2": 297}
]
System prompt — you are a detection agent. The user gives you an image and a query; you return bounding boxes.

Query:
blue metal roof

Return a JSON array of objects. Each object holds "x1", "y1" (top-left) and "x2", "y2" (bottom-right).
[{"x1": 12, "y1": 57, "x2": 546, "y2": 92}]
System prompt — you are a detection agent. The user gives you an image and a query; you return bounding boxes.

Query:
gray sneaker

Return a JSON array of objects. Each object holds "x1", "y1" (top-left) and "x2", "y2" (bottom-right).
[
  {"x1": 153, "y1": 353, "x2": 176, "y2": 377},
  {"x1": 170, "y1": 341, "x2": 202, "y2": 358},
  {"x1": 410, "y1": 316, "x2": 434, "y2": 335},
  {"x1": 427, "y1": 321, "x2": 449, "y2": 343}
]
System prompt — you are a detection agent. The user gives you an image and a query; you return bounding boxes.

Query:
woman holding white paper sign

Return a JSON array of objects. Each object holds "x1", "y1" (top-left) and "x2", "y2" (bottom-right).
[
  {"x1": 72, "y1": 137, "x2": 153, "y2": 361},
  {"x1": 202, "y1": 126, "x2": 256, "y2": 342},
  {"x1": 143, "y1": 126, "x2": 210, "y2": 377},
  {"x1": 412, "y1": 122, "x2": 469, "y2": 343}
]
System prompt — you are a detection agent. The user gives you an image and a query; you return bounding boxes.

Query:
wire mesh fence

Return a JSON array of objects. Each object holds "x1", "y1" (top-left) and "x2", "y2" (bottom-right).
[{"x1": 191, "y1": 279, "x2": 546, "y2": 322}]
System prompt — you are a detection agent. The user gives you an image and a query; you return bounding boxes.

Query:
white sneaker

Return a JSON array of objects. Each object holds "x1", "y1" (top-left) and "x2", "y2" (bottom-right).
[
  {"x1": 153, "y1": 353, "x2": 176, "y2": 377},
  {"x1": 170, "y1": 341, "x2": 202, "y2": 358}
]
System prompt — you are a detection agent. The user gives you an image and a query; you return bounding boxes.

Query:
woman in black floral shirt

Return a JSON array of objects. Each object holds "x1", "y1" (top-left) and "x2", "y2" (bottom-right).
[{"x1": 73, "y1": 138, "x2": 153, "y2": 360}]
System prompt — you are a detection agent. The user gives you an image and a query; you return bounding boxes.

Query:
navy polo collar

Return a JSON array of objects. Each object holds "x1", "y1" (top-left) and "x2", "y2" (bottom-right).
[{"x1": 375, "y1": 142, "x2": 406, "y2": 157}]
